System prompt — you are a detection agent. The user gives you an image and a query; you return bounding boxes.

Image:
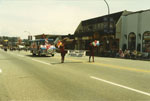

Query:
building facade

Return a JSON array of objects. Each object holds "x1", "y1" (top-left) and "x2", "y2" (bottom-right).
[
  {"x1": 74, "y1": 10, "x2": 130, "y2": 56},
  {"x1": 120, "y1": 9, "x2": 150, "y2": 53}
]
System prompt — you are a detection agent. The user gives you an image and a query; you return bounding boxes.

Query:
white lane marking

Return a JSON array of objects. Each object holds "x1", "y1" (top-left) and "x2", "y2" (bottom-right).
[
  {"x1": 0, "y1": 69, "x2": 2, "y2": 73},
  {"x1": 90, "y1": 76, "x2": 150, "y2": 97},
  {"x1": 31, "y1": 59, "x2": 52, "y2": 66},
  {"x1": 9, "y1": 52, "x2": 52, "y2": 66}
]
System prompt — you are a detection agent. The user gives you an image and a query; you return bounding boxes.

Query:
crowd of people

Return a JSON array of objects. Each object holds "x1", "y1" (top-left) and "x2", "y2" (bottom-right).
[{"x1": 116, "y1": 49, "x2": 144, "y2": 59}]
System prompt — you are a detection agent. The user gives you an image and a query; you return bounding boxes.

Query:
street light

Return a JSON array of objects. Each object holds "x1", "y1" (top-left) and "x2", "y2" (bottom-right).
[
  {"x1": 103, "y1": 0, "x2": 110, "y2": 15},
  {"x1": 103, "y1": 0, "x2": 111, "y2": 52},
  {"x1": 103, "y1": 0, "x2": 110, "y2": 32},
  {"x1": 103, "y1": 0, "x2": 110, "y2": 34}
]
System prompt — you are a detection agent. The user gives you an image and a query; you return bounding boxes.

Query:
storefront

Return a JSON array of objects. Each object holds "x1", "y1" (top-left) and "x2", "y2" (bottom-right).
[{"x1": 121, "y1": 9, "x2": 150, "y2": 54}]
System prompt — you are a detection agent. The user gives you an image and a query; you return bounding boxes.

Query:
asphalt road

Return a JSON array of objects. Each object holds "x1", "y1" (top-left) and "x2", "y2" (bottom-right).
[{"x1": 0, "y1": 49, "x2": 150, "y2": 101}]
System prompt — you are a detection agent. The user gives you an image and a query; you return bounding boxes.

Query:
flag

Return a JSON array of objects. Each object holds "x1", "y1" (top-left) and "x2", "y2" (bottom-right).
[
  {"x1": 54, "y1": 37, "x2": 60, "y2": 45},
  {"x1": 57, "y1": 40, "x2": 62, "y2": 48}
]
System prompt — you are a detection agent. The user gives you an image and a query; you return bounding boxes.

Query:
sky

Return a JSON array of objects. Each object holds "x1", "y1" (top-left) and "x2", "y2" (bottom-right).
[{"x1": 0, "y1": 0, "x2": 150, "y2": 39}]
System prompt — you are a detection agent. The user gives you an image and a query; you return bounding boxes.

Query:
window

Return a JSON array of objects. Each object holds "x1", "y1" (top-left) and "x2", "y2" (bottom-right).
[{"x1": 128, "y1": 33, "x2": 136, "y2": 51}]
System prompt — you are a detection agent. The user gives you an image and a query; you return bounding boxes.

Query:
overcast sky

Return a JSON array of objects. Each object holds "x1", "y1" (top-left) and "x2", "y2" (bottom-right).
[{"x1": 0, "y1": 0, "x2": 150, "y2": 39}]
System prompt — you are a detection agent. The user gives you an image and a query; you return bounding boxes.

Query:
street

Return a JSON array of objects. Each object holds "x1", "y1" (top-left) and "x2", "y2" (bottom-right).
[{"x1": 0, "y1": 49, "x2": 150, "y2": 101}]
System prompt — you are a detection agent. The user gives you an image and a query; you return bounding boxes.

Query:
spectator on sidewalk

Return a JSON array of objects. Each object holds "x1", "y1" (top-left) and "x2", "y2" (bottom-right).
[
  {"x1": 131, "y1": 50, "x2": 137, "y2": 59},
  {"x1": 124, "y1": 49, "x2": 130, "y2": 58},
  {"x1": 119, "y1": 49, "x2": 124, "y2": 58}
]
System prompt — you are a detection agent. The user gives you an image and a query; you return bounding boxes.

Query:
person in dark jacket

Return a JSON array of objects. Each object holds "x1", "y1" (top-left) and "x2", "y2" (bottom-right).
[
  {"x1": 89, "y1": 42, "x2": 95, "y2": 62},
  {"x1": 59, "y1": 43, "x2": 66, "y2": 63}
]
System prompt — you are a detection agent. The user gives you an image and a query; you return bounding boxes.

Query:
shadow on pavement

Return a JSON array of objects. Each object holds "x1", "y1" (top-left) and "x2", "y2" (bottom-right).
[{"x1": 26, "y1": 55, "x2": 52, "y2": 58}]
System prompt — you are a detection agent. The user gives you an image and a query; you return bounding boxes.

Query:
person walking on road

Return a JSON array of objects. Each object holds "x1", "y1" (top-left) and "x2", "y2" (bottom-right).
[
  {"x1": 89, "y1": 42, "x2": 95, "y2": 62},
  {"x1": 59, "y1": 42, "x2": 66, "y2": 63}
]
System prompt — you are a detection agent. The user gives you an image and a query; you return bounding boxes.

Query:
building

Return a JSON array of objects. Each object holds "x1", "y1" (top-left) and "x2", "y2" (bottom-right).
[
  {"x1": 74, "y1": 10, "x2": 130, "y2": 56},
  {"x1": 120, "y1": 9, "x2": 150, "y2": 53}
]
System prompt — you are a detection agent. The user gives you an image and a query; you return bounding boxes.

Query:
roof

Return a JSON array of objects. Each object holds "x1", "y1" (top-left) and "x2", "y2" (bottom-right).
[
  {"x1": 34, "y1": 34, "x2": 65, "y2": 37},
  {"x1": 124, "y1": 9, "x2": 150, "y2": 16},
  {"x1": 34, "y1": 34, "x2": 67, "y2": 40},
  {"x1": 34, "y1": 34, "x2": 67, "y2": 38},
  {"x1": 81, "y1": 11, "x2": 124, "y2": 26}
]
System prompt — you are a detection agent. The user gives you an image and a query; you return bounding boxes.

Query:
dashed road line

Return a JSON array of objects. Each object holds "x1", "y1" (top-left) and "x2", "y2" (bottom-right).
[
  {"x1": 31, "y1": 59, "x2": 52, "y2": 66},
  {"x1": 6, "y1": 51, "x2": 52, "y2": 66},
  {"x1": 90, "y1": 76, "x2": 150, "y2": 97}
]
